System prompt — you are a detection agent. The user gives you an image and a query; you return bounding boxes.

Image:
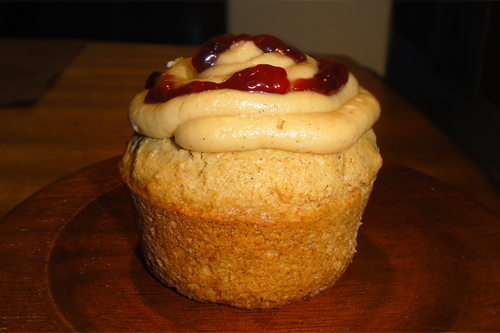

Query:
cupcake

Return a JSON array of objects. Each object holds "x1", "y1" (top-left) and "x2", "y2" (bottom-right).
[{"x1": 119, "y1": 34, "x2": 382, "y2": 309}]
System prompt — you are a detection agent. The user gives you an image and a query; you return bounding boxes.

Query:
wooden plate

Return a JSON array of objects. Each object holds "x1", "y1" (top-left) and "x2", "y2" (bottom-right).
[{"x1": 1, "y1": 157, "x2": 499, "y2": 332}]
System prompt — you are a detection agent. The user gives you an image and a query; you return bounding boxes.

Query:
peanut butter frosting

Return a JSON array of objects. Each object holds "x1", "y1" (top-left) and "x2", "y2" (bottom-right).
[{"x1": 128, "y1": 34, "x2": 380, "y2": 154}]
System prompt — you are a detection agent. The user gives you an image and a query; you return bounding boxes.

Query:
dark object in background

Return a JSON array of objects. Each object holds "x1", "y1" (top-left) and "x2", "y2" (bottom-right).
[
  {"x1": 386, "y1": 1, "x2": 500, "y2": 184},
  {"x1": 0, "y1": 1, "x2": 227, "y2": 45},
  {"x1": 0, "y1": 39, "x2": 84, "y2": 106},
  {"x1": 0, "y1": 1, "x2": 227, "y2": 106}
]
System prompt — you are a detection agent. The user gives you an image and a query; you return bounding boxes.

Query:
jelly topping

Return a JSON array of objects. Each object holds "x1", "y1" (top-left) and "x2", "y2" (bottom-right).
[
  {"x1": 144, "y1": 54, "x2": 348, "y2": 104},
  {"x1": 192, "y1": 34, "x2": 307, "y2": 73},
  {"x1": 128, "y1": 34, "x2": 381, "y2": 154},
  {"x1": 291, "y1": 59, "x2": 348, "y2": 95},
  {"x1": 145, "y1": 71, "x2": 163, "y2": 90},
  {"x1": 143, "y1": 34, "x2": 348, "y2": 104},
  {"x1": 145, "y1": 64, "x2": 290, "y2": 104},
  {"x1": 144, "y1": 59, "x2": 348, "y2": 104}
]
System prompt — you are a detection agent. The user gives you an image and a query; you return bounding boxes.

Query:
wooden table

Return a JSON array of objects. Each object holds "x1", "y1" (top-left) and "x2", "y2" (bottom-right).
[{"x1": 1, "y1": 41, "x2": 499, "y2": 331}]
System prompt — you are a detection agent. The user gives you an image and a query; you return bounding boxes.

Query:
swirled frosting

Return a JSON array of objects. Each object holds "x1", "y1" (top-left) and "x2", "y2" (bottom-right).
[{"x1": 129, "y1": 34, "x2": 380, "y2": 154}]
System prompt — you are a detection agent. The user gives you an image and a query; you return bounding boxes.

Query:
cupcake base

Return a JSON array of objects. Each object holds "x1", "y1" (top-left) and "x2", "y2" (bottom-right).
[
  {"x1": 129, "y1": 188, "x2": 369, "y2": 309},
  {"x1": 120, "y1": 130, "x2": 382, "y2": 309}
]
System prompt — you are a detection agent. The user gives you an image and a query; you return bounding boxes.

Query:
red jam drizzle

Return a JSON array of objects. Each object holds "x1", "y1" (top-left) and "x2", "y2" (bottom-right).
[
  {"x1": 192, "y1": 34, "x2": 307, "y2": 73},
  {"x1": 291, "y1": 58, "x2": 348, "y2": 95},
  {"x1": 144, "y1": 34, "x2": 349, "y2": 104},
  {"x1": 145, "y1": 64, "x2": 289, "y2": 104}
]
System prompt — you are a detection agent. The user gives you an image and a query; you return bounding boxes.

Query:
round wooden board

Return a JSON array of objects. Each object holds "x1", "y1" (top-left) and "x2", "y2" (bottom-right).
[{"x1": 1, "y1": 157, "x2": 499, "y2": 332}]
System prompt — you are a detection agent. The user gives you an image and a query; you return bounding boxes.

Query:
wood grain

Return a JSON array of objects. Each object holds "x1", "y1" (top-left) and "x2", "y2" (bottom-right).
[{"x1": 1, "y1": 157, "x2": 499, "y2": 332}]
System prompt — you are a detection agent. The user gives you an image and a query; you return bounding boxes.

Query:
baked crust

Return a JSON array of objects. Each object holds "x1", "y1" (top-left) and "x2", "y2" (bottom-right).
[{"x1": 119, "y1": 130, "x2": 382, "y2": 309}]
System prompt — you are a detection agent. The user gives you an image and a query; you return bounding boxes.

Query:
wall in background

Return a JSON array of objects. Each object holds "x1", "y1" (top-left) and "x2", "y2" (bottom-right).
[{"x1": 228, "y1": 0, "x2": 392, "y2": 76}]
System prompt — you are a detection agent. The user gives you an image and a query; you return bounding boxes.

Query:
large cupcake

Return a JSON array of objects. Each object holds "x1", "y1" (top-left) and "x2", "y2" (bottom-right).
[{"x1": 120, "y1": 34, "x2": 382, "y2": 309}]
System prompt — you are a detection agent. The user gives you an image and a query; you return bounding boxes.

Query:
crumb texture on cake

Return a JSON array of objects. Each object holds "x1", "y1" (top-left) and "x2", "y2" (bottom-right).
[
  {"x1": 120, "y1": 130, "x2": 382, "y2": 309},
  {"x1": 121, "y1": 129, "x2": 381, "y2": 219}
]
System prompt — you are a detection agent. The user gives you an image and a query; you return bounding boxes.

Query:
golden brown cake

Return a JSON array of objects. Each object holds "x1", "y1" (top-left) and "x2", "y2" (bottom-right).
[{"x1": 119, "y1": 34, "x2": 382, "y2": 309}]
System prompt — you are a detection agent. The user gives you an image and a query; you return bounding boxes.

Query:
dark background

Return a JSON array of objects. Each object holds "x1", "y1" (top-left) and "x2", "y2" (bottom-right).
[
  {"x1": 386, "y1": 1, "x2": 500, "y2": 184},
  {"x1": 1, "y1": 0, "x2": 499, "y2": 184},
  {"x1": 0, "y1": 1, "x2": 227, "y2": 45}
]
